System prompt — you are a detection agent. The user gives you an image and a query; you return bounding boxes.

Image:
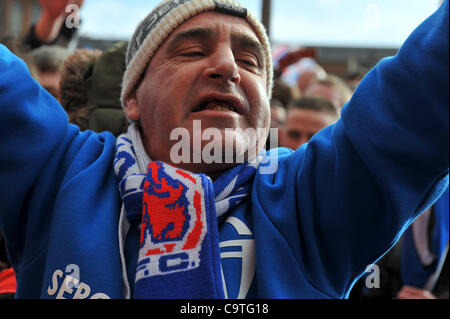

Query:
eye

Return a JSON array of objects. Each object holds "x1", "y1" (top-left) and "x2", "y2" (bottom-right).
[
  {"x1": 239, "y1": 58, "x2": 258, "y2": 68},
  {"x1": 287, "y1": 130, "x2": 301, "y2": 140},
  {"x1": 239, "y1": 59, "x2": 257, "y2": 67},
  {"x1": 181, "y1": 51, "x2": 206, "y2": 57},
  {"x1": 236, "y1": 53, "x2": 259, "y2": 68}
]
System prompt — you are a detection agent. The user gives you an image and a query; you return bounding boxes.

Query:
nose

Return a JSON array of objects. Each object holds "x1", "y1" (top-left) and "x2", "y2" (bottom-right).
[{"x1": 203, "y1": 45, "x2": 241, "y2": 86}]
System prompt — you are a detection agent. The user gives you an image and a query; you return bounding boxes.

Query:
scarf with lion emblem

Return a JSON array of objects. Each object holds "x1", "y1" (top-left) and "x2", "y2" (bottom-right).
[{"x1": 114, "y1": 124, "x2": 260, "y2": 298}]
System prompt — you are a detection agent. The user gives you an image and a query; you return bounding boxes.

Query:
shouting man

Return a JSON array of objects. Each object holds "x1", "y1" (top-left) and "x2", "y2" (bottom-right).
[{"x1": 0, "y1": 0, "x2": 448, "y2": 299}]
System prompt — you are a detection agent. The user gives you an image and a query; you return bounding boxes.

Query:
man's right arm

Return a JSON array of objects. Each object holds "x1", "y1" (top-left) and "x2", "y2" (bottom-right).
[{"x1": 0, "y1": 44, "x2": 72, "y2": 266}]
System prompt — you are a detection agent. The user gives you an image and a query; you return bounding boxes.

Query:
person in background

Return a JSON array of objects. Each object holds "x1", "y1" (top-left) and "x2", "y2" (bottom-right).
[
  {"x1": 60, "y1": 48, "x2": 102, "y2": 128},
  {"x1": 304, "y1": 74, "x2": 353, "y2": 113},
  {"x1": 0, "y1": 36, "x2": 39, "y2": 80},
  {"x1": 1, "y1": 0, "x2": 83, "y2": 89},
  {"x1": 271, "y1": 78, "x2": 293, "y2": 109},
  {"x1": 283, "y1": 97, "x2": 339, "y2": 150},
  {"x1": 23, "y1": 0, "x2": 85, "y2": 51},
  {"x1": 346, "y1": 67, "x2": 369, "y2": 92},
  {"x1": 29, "y1": 45, "x2": 70, "y2": 101},
  {"x1": 270, "y1": 99, "x2": 287, "y2": 129},
  {"x1": 266, "y1": 98, "x2": 287, "y2": 150},
  {"x1": 281, "y1": 57, "x2": 327, "y2": 98},
  {"x1": 297, "y1": 64, "x2": 327, "y2": 96},
  {"x1": 350, "y1": 188, "x2": 448, "y2": 299},
  {"x1": 274, "y1": 47, "x2": 318, "y2": 98},
  {"x1": 266, "y1": 77, "x2": 292, "y2": 150},
  {"x1": 60, "y1": 42, "x2": 129, "y2": 137},
  {"x1": 397, "y1": 187, "x2": 449, "y2": 299}
]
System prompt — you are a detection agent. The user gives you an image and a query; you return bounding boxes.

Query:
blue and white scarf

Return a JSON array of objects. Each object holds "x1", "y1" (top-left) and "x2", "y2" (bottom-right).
[{"x1": 114, "y1": 124, "x2": 260, "y2": 299}]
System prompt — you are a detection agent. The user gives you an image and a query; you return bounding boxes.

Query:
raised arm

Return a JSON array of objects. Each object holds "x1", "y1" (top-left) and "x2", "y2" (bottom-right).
[
  {"x1": 23, "y1": 0, "x2": 84, "y2": 50},
  {"x1": 253, "y1": 1, "x2": 449, "y2": 298},
  {"x1": 0, "y1": 45, "x2": 70, "y2": 266}
]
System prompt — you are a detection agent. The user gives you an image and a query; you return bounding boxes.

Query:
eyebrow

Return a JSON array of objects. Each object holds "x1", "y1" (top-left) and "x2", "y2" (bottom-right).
[
  {"x1": 231, "y1": 32, "x2": 265, "y2": 67},
  {"x1": 166, "y1": 27, "x2": 265, "y2": 66},
  {"x1": 166, "y1": 28, "x2": 217, "y2": 53}
]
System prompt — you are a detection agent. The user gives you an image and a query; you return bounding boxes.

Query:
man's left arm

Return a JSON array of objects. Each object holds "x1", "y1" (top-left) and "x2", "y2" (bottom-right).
[
  {"x1": 253, "y1": 1, "x2": 448, "y2": 298},
  {"x1": 323, "y1": 0, "x2": 449, "y2": 295}
]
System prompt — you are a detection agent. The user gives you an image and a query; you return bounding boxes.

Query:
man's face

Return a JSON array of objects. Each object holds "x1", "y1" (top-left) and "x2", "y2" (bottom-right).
[
  {"x1": 125, "y1": 11, "x2": 269, "y2": 176},
  {"x1": 283, "y1": 108, "x2": 335, "y2": 150}
]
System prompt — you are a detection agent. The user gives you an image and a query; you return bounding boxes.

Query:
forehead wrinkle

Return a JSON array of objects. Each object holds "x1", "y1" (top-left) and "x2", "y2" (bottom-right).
[{"x1": 165, "y1": 22, "x2": 264, "y2": 54}]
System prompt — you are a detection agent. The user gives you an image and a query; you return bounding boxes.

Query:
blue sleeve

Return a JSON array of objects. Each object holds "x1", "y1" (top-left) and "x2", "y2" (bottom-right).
[
  {"x1": 0, "y1": 44, "x2": 69, "y2": 255},
  {"x1": 253, "y1": 1, "x2": 449, "y2": 298},
  {"x1": 0, "y1": 45, "x2": 115, "y2": 272}
]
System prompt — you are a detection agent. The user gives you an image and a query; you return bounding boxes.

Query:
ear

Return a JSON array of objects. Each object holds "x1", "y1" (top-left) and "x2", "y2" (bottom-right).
[{"x1": 125, "y1": 91, "x2": 140, "y2": 121}]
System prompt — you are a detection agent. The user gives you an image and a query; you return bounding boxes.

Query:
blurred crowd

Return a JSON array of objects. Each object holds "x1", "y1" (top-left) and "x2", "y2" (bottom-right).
[{"x1": 0, "y1": 0, "x2": 448, "y2": 300}]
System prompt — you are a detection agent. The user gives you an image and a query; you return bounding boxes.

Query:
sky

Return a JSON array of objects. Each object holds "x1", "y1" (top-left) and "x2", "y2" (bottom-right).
[{"x1": 78, "y1": 0, "x2": 440, "y2": 48}]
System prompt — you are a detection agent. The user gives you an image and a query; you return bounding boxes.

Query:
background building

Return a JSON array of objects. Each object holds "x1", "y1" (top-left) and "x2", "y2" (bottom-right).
[
  {"x1": 0, "y1": 0, "x2": 428, "y2": 77},
  {"x1": 0, "y1": 0, "x2": 41, "y2": 38},
  {"x1": 316, "y1": 46, "x2": 397, "y2": 77}
]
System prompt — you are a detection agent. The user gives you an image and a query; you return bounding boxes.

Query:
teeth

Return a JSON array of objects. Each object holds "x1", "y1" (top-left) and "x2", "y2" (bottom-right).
[
  {"x1": 209, "y1": 105, "x2": 235, "y2": 111},
  {"x1": 193, "y1": 100, "x2": 237, "y2": 113}
]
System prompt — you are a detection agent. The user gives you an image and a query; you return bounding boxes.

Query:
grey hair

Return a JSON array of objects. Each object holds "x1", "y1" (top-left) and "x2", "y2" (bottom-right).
[{"x1": 30, "y1": 45, "x2": 70, "y2": 73}]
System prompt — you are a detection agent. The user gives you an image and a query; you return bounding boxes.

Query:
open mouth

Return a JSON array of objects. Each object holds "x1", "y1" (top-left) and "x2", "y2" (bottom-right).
[{"x1": 192, "y1": 99, "x2": 239, "y2": 113}]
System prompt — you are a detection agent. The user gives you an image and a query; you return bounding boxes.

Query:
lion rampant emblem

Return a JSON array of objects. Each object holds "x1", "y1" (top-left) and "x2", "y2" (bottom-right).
[{"x1": 136, "y1": 162, "x2": 207, "y2": 278}]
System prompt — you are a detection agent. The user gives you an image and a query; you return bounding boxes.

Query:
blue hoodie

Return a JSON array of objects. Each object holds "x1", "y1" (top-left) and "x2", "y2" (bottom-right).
[
  {"x1": 0, "y1": 1, "x2": 448, "y2": 299},
  {"x1": 400, "y1": 187, "x2": 449, "y2": 289}
]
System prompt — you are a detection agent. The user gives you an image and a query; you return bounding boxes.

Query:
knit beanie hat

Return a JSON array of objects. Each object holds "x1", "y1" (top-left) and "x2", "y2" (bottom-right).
[{"x1": 120, "y1": 0, "x2": 273, "y2": 110}]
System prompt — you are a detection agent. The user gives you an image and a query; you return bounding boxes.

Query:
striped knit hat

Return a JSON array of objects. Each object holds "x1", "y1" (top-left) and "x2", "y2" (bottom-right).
[{"x1": 120, "y1": 0, "x2": 273, "y2": 110}]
